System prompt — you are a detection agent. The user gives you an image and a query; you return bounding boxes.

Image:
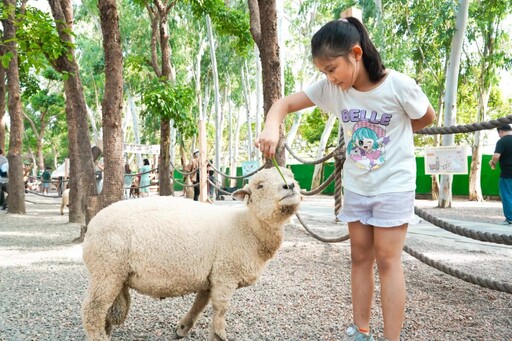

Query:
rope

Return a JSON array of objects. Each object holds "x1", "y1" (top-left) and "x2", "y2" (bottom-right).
[
  {"x1": 207, "y1": 178, "x2": 239, "y2": 195},
  {"x1": 415, "y1": 115, "x2": 512, "y2": 135},
  {"x1": 334, "y1": 136, "x2": 346, "y2": 217},
  {"x1": 295, "y1": 213, "x2": 349, "y2": 243},
  {"x1": 285, "y1": 143, "x2": 336, "y2": 165},
  {"x1": 25, "y1": 190, "x2": 62, "y2": 199},
  {"x1": 174, "y1": 179, "x2": 199, "y2": 188},
  {"x1": 208, "y1": 162, "x2": 265, "y2": 180},
  {"x1": 415, "y1": 207, "x2": 512, "y2": 245},
  {"x1": 300, "y1": 171, "x2": 336, "y2": 196},
  {"x1": 403, "y1": 245, "x2": 512, "y2": 294},
  {"x1": 169, "y1": 161, "x2": 197, "y2": 176}
]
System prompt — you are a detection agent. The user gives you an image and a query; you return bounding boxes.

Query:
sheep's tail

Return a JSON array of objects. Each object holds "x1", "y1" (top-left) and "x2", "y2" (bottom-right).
[{"x1": 107, "y1": 284, "x2": 131, "y2": 326}]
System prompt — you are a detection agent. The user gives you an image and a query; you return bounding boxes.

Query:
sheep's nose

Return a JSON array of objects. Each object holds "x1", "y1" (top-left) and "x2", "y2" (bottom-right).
[{"x1": 283, "y1": 183, "x2": 295, "y2": 190}]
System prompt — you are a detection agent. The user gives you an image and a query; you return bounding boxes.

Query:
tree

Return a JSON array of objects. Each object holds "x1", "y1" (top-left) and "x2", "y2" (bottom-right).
[
  {"x1": 466, "y1": 0, "x2": 512, "y2": 201},
  {"x1": 95, "y1": 0, "x2": 124, "y2": 211},
  {"x1": 48, "y1": 0, "x2": 97, "y2": 223},
  {"x1": 0, "y1": 44, "x2": 5, "y2": 151},
  {"x1": 439, "y1": 0, "x2": 470, "y2": 208},
  {"x1": 1, "y1": 0, "x2": 26, "y2": 214},
  {"x1": 23, "y1": 89, "x2": 65, "y2": 172},
  {"x1": 248, "y1": 0, "x2": 282, "y2": 166}
]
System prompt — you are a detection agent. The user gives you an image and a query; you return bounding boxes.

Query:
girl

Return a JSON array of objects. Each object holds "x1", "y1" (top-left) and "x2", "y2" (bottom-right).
[
  {"x1": 123, "y1": 163, "x2": 132, "y2": 199},
  {"x1": 255, "y1": 17, "x2": 435, "y2": 341}
]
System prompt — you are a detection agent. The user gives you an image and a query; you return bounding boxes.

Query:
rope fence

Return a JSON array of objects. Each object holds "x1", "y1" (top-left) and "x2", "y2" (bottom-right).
[{"x1": 285, "y1": 114, "x2": 512, "y2": 295}]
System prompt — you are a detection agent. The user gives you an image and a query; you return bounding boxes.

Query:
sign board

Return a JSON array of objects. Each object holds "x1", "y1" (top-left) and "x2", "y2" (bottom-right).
[
  {"x1": 123, "y1": 143, "x2": 160, "y2": 155},
  {"x1": 242, "y1": 160, "x2": 259, "y2": 176},
  {"x1": 424, "y1": 146, "x2": 468, "y2": 175}
]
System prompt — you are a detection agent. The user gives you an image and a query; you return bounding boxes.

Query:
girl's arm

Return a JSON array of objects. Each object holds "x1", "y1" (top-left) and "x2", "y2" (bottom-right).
[
  {"x1": 411, "y1": 105, "x2": 436, "y2": 132},
  {"x1": 255, "y1": 91, "x2": 315, "y2": 158}
]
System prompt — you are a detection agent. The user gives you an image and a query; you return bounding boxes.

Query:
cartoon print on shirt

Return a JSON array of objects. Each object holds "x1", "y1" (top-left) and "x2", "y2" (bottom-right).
[{"x1": 347, "y1": 121, "x2": 390, "y2": 171}]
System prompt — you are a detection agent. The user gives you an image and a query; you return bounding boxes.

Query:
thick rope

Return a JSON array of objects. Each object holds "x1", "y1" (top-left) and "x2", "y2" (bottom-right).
[
  {"x1": 169, "y1": 161, "x2": 197, "y2": 176},
  {"x1": 415, "y1": 115, "x2": 512, "y2": 135},
  {"x1": 295, "y1": 213, "x2": 349, "y2": 243},
  {"x1": 403, "y1": 245, "x2": 512, "y2": 294},
  {"x1": 415, "y1": 207, "x2": 512, "y2": 245},
  {"x1": 207, "y1": 178, "x2": 238, "y2": 195},
  {"x1": 334, "y1": 136, "x2": 345, "y2": 217},
  {"x1": 300, "y1": 172, "x2": 336, "y2": 196},
  {"x1": 208, "y1": 162, "x2": 265, "y2": 180},
  {"x1": 285, "y1": 143, "x2": 336, "y2": 165}
]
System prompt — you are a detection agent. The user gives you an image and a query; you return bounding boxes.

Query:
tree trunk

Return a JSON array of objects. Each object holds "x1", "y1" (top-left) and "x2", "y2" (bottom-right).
[
  {"x1": 145, "y1": 1, "x2": 175, "y2": 196},
  {"x1": 49, "y1": 0, "x2": 96, "y2": 224},
  {"x1": 1, "y1": 0, "x2": 25, "y2": 214},
  {"x1": 0, "y1": 46, "x2": 6, "y2": 152},
  {"x1": 248, "y1": 0, "x2": 282, "y2": 166},
  {"x1": 311, "y1": 115, "x2": 336, "y2": 189},
  {"x1": 438, "y1": 0, "x2": 469, "y2": 208},
  {"x1": 206, "y1": 14, "x2": 222, "y2": 189},
  {"x1": 96, "y1": 0, "x2": 124, "y2": 213}
]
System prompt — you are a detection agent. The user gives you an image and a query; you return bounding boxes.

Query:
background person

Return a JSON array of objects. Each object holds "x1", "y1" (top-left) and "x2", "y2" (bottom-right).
[
  {"x1": 489, "y1": 124, "x2": 512, "y2": 225},
  {"x1": 139, "y1": 159, "x2": 151, "y2": 197},
  {"x1": 255, "y1": 17, "x2": 435, "y2": 341},
  {"x1": 41, "y1": 167, "x2": 52, "y2": 195},
  {"x1": 0, "y1": 149, "x2": 8, "y2": 210},
  {"x1": 124, "y1": 163, "x2": 133, "y2": 199},
  {"x1": 188, "y1": 150, "x2": 200, "y2": 201}
]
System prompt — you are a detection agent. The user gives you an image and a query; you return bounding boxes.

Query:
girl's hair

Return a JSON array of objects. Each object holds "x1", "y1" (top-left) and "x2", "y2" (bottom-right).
[
  {"x1": 311, "y1": 17, "x2": 386, "y2": 83},
  {"x1": 143, "y1": 159, "x2": 149, "y2": 166},
  {"x1": 124, "y1": 163, "x2": 131, "y2": 173}
]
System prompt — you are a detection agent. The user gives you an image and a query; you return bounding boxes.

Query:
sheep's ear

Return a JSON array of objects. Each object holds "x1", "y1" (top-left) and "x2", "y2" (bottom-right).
[{"x1": 232, "y1": 186, "x2": 251, "y2": 202}]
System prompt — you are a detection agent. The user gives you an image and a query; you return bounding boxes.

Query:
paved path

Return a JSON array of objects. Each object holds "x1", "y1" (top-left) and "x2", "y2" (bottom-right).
[{"x1": 216, "y1": 194, "x2": 512, "y2": 254}]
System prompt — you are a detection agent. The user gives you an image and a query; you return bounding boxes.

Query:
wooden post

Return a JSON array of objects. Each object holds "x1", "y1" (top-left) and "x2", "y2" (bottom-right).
[
  {"x1": 198, "y1": 119, "x2": 208, "y2": 202},
  {"x1": 341, "y1": 7, "x2": 362, "y2": 21}
]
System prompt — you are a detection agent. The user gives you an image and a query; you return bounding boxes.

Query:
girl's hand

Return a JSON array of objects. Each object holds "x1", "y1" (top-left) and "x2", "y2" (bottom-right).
[{"x1": 254, "y1": 126, "x2": 280, "y2": 159}]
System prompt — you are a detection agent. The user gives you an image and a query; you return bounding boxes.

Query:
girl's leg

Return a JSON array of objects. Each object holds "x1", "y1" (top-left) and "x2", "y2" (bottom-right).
[
  {"x1": 348, "y1": 221, "x2": 375, "y2": 331},
  {"x1": 373, "y1": 224, "x2": 408, "y2": 341}
]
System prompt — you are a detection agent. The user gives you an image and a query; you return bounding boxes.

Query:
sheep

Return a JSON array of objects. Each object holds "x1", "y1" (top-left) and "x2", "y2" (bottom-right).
[
  {"x1": 60, "y1": 188, "x2": 70, "y2": 215},
  {"x1": 81, "y1": 167, "x2": 301, "y2": 341}
]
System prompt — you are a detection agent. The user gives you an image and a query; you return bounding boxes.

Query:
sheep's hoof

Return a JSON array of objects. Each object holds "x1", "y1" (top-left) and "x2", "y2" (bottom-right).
[
  {"x1": 175, "y1": 323, "x2": 191, "y2": 338},
  {"x1": 211, "y1": 332, "x2": 228, "y2": 341}
]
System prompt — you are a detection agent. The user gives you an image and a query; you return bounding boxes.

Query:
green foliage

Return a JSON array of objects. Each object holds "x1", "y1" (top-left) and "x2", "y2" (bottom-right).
[
  {"x1": 15, "y1": 6, "x2": 73, "y2": 71},
  {"x1": 141, "y1": 79, "x2": 197, "y2": 140},
  {"x1": 186, "y1": 0, "x2": 252, "y2": 56},
  {"x1": 300, "y1": 107, "x2": 338, "y2": 147},
  {"x1": 284, "y1": 65, "x2": 296, "y2": 96}
]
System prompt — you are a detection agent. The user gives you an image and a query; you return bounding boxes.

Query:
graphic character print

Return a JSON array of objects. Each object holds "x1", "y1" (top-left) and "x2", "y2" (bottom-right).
[{"x1": 347, "y1": 122, "x2": 390, "y2": 171}]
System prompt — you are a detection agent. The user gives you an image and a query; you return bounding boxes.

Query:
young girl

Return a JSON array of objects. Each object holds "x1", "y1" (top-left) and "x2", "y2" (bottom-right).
[
  {"x1": 123, "y1": 163, "x2": 133, "y2": 199},
  {"x1": 255, "y1": 17, "x2": 435, "y2": 341}
]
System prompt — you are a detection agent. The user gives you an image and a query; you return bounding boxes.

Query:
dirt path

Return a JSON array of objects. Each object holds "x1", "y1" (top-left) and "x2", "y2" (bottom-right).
[{"x1": 0, "y1": 194, "x2": 511, "y2": 340}]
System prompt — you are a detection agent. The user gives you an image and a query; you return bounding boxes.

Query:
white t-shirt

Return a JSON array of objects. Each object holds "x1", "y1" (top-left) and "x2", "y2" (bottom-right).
[{"x1": 304, "y1": 70, "x2": 430, "y2": 196}]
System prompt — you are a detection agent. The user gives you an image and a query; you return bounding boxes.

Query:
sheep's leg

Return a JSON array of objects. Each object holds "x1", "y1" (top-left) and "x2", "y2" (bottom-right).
[
  {"x1": 82, "y1": 278, "x2": 125, "y2": 341},
  {"x1": 103, "y1": 284, "x2": 130, "y2": 337},
  {"x1": 176, "y1": 289, "x2": 210, "y2": 338},
  {"x1": 209, "y1": 283, "x2": 237, "y2": 341}
]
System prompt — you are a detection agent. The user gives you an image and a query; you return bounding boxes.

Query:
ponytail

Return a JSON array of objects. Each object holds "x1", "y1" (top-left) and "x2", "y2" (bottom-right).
[{"x1": 311, "y1": 17, "x2": 386, "y2": 83}]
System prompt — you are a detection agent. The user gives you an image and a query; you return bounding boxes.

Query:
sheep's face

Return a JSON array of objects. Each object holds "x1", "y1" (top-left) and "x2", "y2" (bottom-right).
[{"x1": 232, "y1": 167, "x2": 302, "y2": 222}]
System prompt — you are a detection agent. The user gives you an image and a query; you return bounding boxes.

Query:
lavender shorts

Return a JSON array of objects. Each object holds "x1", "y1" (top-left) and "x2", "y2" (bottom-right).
[{"x1": 338, "y1": 189, "x2": 417, "y2": 228}]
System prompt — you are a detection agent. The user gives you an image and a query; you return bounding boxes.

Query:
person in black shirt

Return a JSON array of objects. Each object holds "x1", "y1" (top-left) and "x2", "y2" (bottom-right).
[{"x1": 490, "y1": 124, "x2": 512, "y2": 224}]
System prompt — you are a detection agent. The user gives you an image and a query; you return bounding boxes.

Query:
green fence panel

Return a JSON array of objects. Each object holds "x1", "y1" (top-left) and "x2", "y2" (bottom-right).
[{"x1": 174, "y1": 155, "x2": 500, "y2": 197}]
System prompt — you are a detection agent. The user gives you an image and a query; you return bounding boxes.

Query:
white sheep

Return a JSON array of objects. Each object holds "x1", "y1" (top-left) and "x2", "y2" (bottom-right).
[
  {"x1": 81, "y1": 167, "x2": 301, "y2": 341},
  {"x1": 60, "y1": 188, "x2": 70, "y2": 215}
]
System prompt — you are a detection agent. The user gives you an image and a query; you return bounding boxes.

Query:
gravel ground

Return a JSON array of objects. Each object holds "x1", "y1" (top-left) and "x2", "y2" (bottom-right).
[{"x1": 0, "y1": 194, "x2": 511, "y2": 341}]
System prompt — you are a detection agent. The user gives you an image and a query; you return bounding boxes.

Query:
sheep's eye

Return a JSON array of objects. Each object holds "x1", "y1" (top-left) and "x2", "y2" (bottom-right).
[{"x1": 257, "y1": 184, "x2": 264, "y2": 189}]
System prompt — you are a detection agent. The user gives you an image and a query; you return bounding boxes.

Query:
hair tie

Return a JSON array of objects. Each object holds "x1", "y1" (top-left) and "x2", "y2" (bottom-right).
[{"x1": 340, "y1": 18, "x2": 348, "y2": 22}]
